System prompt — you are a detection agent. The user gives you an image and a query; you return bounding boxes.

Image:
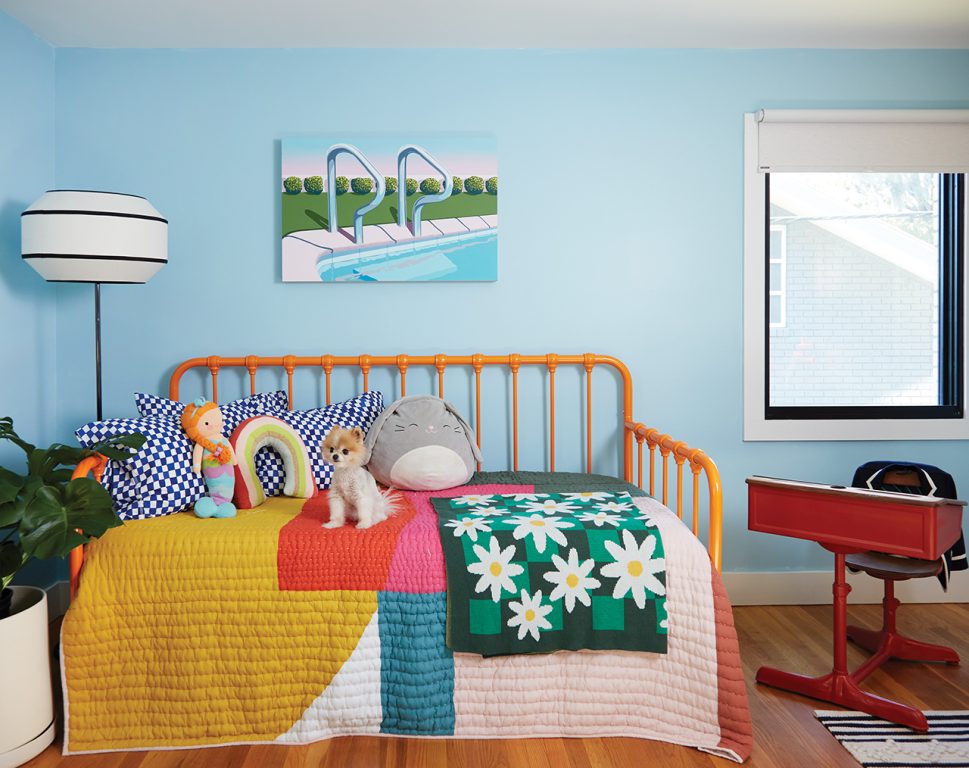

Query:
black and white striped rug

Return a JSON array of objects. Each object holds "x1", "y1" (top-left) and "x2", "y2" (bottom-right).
[{"x1": 816, "y1": 710, "x2": 969, "y2": 767}]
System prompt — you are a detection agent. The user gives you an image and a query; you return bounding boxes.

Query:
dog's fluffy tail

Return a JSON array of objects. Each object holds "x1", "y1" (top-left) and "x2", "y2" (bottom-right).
[{"x1": 376, "y1": 487, "x2": 402, "y2": 519}]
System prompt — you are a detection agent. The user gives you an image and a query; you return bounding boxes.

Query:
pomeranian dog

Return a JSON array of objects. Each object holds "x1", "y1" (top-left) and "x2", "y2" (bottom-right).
[{"x1": 321, "y1": 425, "x2": 396, "y2": 529}]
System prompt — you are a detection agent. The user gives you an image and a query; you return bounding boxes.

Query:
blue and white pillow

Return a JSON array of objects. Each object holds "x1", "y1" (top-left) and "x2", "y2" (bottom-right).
[
  {"x1": 136, "y1": 391, "x2": 289, "y2": 430},
  {"x1": 77, "y1": 392, "x2": 288, "y2": 520},
  {"x1": 75, "y1": 415, "x2": 203, "y2": 520},
  {"x1": 76, "y1": 391, "x2": 385, "y2": 519},
  {"x1": 257, "y1": 391, "x2": 386, "y2": 495}
]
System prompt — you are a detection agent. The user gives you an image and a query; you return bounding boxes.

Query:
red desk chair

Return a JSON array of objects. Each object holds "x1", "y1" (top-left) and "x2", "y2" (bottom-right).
[{"x1": 846, "y1": 465, "x2": 961, "y2": 681}]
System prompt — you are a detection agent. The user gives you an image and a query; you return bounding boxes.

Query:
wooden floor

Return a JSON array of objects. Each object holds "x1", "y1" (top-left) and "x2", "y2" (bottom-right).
[{"x1": 29, "y1": 603, "x2": 969, "y2": 768}]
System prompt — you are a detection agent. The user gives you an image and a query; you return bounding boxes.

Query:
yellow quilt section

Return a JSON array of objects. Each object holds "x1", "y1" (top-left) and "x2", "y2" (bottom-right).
[{"x1": 62, "y1": 498, "x2": 376, "y2": 751}]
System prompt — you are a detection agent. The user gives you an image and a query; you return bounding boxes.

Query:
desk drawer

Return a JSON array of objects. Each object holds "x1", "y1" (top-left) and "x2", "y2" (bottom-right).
[{"x1": 747, "y1": 481, "x2": 963, "y2": 559}]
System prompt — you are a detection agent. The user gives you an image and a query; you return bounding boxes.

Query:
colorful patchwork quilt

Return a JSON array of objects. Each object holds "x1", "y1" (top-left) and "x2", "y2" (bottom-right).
[
  {"x1": 432, "y1": 491, "x2": 668, "y2": 655},
  {"x1": 60, "y1": 471, "x2": 752, "y2": 762}
]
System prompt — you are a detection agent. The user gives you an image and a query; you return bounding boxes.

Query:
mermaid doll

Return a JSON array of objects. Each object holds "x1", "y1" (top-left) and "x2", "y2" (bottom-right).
[{"x1": 181, "y1": 398, "x2": 237, "y2": 518}]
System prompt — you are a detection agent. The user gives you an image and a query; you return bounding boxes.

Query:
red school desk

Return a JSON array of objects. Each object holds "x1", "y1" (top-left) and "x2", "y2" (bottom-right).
[{"x1": 746, "y1": 475, "x2": 966, "y2": 731}]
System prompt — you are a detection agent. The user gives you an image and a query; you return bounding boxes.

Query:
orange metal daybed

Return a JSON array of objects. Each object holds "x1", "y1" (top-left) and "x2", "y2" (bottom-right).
[
  {"x1": 63, "y1": 352, "x2": 750, "y2": 762},
  {"x1": 71, "y1": 352, "x2": 722, "y2": 590}
]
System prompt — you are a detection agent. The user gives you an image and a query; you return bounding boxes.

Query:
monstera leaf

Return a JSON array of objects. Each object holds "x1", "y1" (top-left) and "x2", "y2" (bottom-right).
[
  {"x1": 0, "y1": 467, "x2": 25, "y2": 507},
  {"x1": 0, "y1": 416, "x2": 34, "y2": 455},
  {"x1": 91, "y1": 433, "x2": 146, "y2": 462},
  {"x1": 0, "y1": 417, "x2": 143, "y2": 591},
  {"x1": 19, "y1": 478, "x2": 121, "y2": 561}
]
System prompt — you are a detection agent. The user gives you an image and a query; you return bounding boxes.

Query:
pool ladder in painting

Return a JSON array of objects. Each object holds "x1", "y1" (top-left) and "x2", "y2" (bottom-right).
[{"x1": 325, "y1": 144, "x2": 452, "y2": 244}]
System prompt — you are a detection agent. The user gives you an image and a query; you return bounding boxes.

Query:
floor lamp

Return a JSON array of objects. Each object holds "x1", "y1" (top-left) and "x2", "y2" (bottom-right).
[{"x1": 21, "y1": 190, "x2": 168, "y2": 420}]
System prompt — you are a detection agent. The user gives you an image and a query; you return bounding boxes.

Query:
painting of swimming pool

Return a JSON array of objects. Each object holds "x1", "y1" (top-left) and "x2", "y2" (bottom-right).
[{"x1": 281, "y1": 134, "x2": 497, "y2": 282}]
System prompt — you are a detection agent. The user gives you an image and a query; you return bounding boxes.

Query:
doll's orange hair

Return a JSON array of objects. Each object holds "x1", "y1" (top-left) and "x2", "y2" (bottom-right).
[{"x1": 181, "y1": 400, "x2": 233, "y2": 465}]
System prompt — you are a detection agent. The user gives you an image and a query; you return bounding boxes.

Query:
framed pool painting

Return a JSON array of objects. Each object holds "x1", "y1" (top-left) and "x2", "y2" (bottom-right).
[{"x1": 281, "y1": 134, "x2": 497, "y2": 282}]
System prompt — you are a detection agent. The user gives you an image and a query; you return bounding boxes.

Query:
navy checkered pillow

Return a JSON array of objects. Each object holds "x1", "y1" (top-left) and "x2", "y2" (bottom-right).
[
  {"x1": 257, "y1": 391, "x2": 386, "y2": 495},
  {"x1": 136, "y1": 391, "x2": 289, "y2": 429},
  {"x1": 77, "y1": 391, "x2": 385, "y2": 518},
  {"x1": 75, "y1": 415, "x2": 203, "y2": 520}
]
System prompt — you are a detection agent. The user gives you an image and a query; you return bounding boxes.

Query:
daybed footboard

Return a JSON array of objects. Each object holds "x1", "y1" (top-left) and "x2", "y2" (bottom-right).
[{"x1": 625, "y1": 421, "x2": 723, "y2": 571}]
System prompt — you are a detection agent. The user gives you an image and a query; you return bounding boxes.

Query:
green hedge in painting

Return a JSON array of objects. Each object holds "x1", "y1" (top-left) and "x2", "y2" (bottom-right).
[
  {"x1": 405, "y1": 178, "x2": 418, "y2": 195},
  {"x1": 303, "y1": 176, "x2": 324, "y2": 194},
  {"x1": 486, "y1": 176, "x2": 498, "y2": 195},
  {"x1": 419, "y1": 178, "x2": 442, "y2": 194},
  {"x1": 283, "y1": 176, "x2": 302, "y2": 194},
  {"x1": 351, "y1": 177, "x2": 374, "y2": 194},
  {"x1": 452, "y1": 176, "x2": 462, "y2": 195},
  {"x1": 334, "y1": 176, "x2": 349, "y2": 195},
  {"x1": 464, "y1": 176, "x2": 484, "y2": 195},
  {"x1": 384, "y1": 176, "x2": 398, "y2": 194}
]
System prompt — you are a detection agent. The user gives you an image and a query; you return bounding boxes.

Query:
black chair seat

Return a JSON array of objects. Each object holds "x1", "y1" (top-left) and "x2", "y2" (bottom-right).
[{"x1": 845, "y1": 551, "x2": 943, "y2": 581}]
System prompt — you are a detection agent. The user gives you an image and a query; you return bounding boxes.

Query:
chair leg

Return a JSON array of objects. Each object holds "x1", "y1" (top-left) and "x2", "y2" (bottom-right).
[{"x1": 848, "y1": 580, "x2": 960, "y2": 683}]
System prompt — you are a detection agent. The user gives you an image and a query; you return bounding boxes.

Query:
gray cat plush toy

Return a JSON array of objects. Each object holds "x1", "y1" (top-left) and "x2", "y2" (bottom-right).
[{"x1": 364, "y1": 396, "x2": 483, "y2": 491}]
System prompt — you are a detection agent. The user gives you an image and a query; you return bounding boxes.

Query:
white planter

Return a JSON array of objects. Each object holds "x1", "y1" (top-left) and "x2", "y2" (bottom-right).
[{"x1": 0, "y1": 586, "x2": 55, "y2": 768}]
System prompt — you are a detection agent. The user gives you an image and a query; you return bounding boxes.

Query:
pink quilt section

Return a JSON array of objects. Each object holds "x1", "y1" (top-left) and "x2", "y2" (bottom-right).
[{"x1": 385, "y1": 484, "x2": 533, "y2": 592}]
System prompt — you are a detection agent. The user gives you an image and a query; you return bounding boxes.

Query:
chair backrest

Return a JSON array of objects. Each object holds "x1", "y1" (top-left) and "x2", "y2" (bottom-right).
[
  {"x1": 851, "y1": 460, "x2": 966, "y2": 587},
  {"x1": 851, "y1": 460, "x2": 958, "y2": 500}
]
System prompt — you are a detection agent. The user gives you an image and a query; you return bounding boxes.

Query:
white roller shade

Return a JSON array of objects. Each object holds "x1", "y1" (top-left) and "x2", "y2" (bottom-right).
[{"x1": 756, "y1": 109, "x2": 969, "y2": 173}]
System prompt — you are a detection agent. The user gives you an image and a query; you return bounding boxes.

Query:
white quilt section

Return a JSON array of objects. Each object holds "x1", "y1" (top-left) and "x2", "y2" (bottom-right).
[{"x1": 276, "y1": 611, "x2": 383, "y2": 741}]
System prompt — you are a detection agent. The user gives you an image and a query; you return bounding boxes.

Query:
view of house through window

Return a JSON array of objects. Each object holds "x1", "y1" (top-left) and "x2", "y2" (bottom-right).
[{"x1": 767, "y1": 172, "x2": 941, "y2": 408}]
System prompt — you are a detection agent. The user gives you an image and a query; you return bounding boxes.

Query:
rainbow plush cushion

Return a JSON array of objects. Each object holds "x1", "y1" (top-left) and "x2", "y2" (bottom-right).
[{"x1": 232, "y1": 416, "x2": 316, "y2": 508}]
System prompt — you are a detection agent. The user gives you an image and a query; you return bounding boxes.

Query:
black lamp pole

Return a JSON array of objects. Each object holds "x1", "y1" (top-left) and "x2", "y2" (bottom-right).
[{"x1": 95, "y1": 283, "x2": 102, "y2": 421}]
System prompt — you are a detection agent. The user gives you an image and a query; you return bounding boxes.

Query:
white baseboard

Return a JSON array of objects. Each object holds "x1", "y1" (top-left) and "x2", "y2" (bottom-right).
[
  {"x1": 45, "y1": 580, "x2": 69, "y2": 622},
  {"x1": 723, "y1": 570, "x2": 969, "y2": 606}
]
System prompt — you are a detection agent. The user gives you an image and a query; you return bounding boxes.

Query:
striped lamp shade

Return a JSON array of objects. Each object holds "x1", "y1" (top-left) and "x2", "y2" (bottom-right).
[{"x1": 21, "y1": 190, "x2": 168, "y2": 284}]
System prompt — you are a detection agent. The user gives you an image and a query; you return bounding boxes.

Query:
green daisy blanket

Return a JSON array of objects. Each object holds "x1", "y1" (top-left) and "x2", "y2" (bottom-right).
[{"x1": 431, "y1": 491, "x2": 668, "y2": 657}]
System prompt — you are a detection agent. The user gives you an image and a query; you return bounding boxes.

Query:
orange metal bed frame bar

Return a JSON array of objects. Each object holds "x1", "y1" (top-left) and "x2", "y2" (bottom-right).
[{"x1": 70, "y1": 353, "x2": 722, "y2": 597}]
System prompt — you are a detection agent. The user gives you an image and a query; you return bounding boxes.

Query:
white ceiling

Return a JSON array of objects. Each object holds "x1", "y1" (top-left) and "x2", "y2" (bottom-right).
[{"x1": 2, "y1": 0, "x2": 968, "y2": 48}]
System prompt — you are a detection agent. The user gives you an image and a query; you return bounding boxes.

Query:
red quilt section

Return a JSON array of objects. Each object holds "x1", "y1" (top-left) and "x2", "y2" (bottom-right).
[{"x1": 277, "y1": 491, "x2": 416, "y2": 590}]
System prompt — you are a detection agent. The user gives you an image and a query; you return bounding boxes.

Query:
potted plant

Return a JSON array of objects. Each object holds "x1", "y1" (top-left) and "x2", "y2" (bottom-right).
[{"x1": 0, "y1": 416, "x2": 143, "y2": 767}]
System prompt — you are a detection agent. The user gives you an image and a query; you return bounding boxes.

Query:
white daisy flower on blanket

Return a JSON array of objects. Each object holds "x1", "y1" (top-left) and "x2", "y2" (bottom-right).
[
  {"x1": 520, "y1": 498, "x2": 579, "y2": 516},
  {"x1": 444, "y1": 516, "x2": 492, "y2": 542},
  {"x1": 577, "y1": 510, "x2": 622, "y2": 528},
  {"x1": 595, "y1": 500, "x2": 634, "y2": 514},
  {"x1": 467, "y1": 537, "x2": 524, "y2": 602},
  {"x1": 543, "y1": 548, "x2": 601, "y2": 613},
  {"x1": 507, "y1": 589, "x2": 553, "y2": 641},
  {"x1": 507, "y1": 514, "x2": 574, "y2": 554},
  {"x1": 599, "y1": 529, "x2": 666, "y2": 609},
  {"x1": 562, "y1": 491, "x2": 614, "y2": 502},
  {"x1": 636, "y1": 511, "x2": 658, "y2": 527},
  {"x1": 507, "y1": 493, "x2": 548, "y2": 502},
  {"x1": 451, "y1": 494, "x2": 495, "y2": 507}
]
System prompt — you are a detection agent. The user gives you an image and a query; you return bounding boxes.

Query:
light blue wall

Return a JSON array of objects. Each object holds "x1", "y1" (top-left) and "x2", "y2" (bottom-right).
[
  {"x1": 0, "y1": 11, "x2": 60, "y2": 586},
  {"x1": 42, "y1": 47, "x2": 969, "y2": 573}
]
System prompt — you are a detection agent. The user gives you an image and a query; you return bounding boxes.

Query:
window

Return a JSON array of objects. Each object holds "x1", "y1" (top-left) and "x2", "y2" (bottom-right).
[{"x1": 744, "y1": 110, "x2": 969, "y2": 440}]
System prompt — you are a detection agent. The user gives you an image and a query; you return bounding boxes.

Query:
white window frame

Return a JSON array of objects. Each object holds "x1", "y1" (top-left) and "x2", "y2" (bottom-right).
[
  {"x1": 768, "y1": 225, "x2": 786, "y2": 329},
  {"x1": 743, "y1": 110, "x2": 969, "y2": 441}
]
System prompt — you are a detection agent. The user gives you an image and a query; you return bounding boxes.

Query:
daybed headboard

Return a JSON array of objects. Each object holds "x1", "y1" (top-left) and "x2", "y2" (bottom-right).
[
  {"x1": 72, "y1": 353, "x2": 722, "y2": 598},
  {"x1": 169, "y1": 353, "x2": 723, "y2": 569}
]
